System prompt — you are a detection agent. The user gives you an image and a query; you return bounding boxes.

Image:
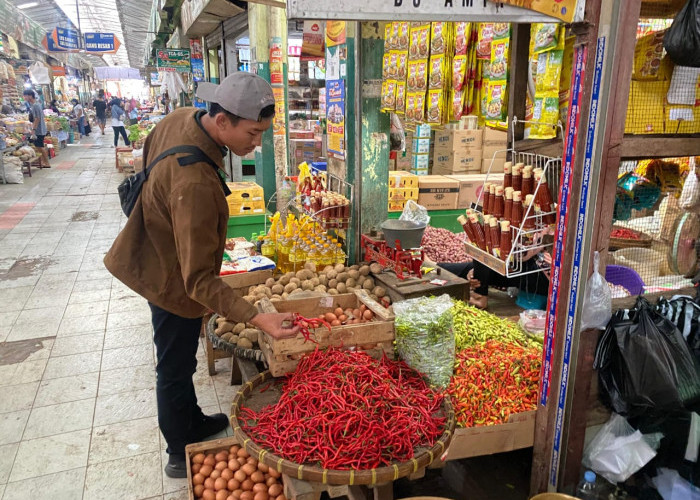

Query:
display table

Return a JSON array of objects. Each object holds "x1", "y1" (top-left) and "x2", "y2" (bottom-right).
[{"x1": 372, "y1": 264, "x2": 469, "y2": 303}]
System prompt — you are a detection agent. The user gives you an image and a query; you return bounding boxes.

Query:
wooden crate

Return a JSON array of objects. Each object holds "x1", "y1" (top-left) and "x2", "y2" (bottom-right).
[
  {"x1": 185, "y1": 437, "x2": 238, "y2": 500},
  {"x1": 258, "y1": 290, "x2": 395, "y2": 377}
]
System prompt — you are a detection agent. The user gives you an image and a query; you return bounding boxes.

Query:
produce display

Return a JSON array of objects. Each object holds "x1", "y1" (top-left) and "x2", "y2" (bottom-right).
[
  {"x1": 240, "y1": 348, "x2": 446, "y2": 469},
  {"x1": 447, "y1": 340, "x2": 541, "y2": 427},
  {"x1": 611, "y1": 227, "x2": 641, "y2": 240},
  {"x1": 190, "y1": 443, "x2": 287, "y2": 500},
  {"x1": 395, "y1": 294, "x2": 455, "y2": 387},
  {"x1": 421, "y1": 226, "x2": 470, "y2": 263},
  {"x1": 242, "y1": 262, "x2": 390, "y2": 307},
  {"x1": 127, "y1": 122, "x2": 155, "y2": 144},
  {"x1": 450, "y1": 300, "x2": 539, "y2": 351},
  {"x1": 213, "y1": 318, "x2": 262, "y2": 350}
]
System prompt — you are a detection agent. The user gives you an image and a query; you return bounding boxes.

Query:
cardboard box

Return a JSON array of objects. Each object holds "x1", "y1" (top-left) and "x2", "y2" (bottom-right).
[
  {"x1": 434, "y1": 129, "x2": 483, "y2": 152},
  {"x1": 482, "y1": 127, "x2": 508, "y2": 146},
  {"x1": 417, "y1": 175, "x2": 460, "y2": 210},
  {"x1": 411, "y1": 137, "x2": 431, "y2": 154},
  {"x1": 481, "y1": 146, "x2": 507, "y2": 173},
  {"x1": 412, "y1": 152, "x2": 431, "y2": 170},
  {"x1": 220, "y1": 269, "x2": 273, "y2": 289},
  {"x1": 445, "y1": 411, "x2": 536, "y2": 460},
  {"x1": 447, "y1": 173, "x2": 504, "y2": 209},
  {"x1": 226, "y1": 182, "x2": 264, "y2": 203},
  {"x1": 433, "y1": 150, "x2": 483, "y2": 174},
  {"x1": 133, "y1": 156, "x2": 143, "y2": 173},
  {"x1": 412, "y1": 168, "x2": 429, "y2": 176},
  {"x1": 289, "y1": 130, "x2": 315, "y2": 139},
  {"x1": 389, "y1": 171, "x2": 419, "y2": 188},
  {"x1": 415, "y1": 123, "x2": 432, "y2": 138}
]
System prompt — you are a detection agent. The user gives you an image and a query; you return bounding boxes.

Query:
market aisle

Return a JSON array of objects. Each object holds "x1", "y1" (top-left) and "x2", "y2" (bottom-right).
[{"x1": 0, "y1": 135, "x2": 238, "y2": 500}]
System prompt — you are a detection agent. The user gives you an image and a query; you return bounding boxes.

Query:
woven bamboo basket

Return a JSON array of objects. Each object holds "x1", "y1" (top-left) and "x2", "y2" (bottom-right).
[
  {"x1": 206, "y1": 314, "x2": 266, "y2": 363},
  {"x1": 609, "y1": 225, "x2": 653, "y2": 250},
  {"x1": 231, "y1": 370, "x2": 455, "y2": 486}
]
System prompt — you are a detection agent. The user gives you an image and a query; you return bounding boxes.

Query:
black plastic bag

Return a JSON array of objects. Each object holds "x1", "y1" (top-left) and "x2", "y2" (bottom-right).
[
  {"x1": 657, "y1": 295, "x2": 700, "y2": 363},
  {"x1": 594, "y1": 297, "x2": 700, "y2": 417},
  {"x1": 663, "y1": 0, "x2": 700, "y2": 68}
]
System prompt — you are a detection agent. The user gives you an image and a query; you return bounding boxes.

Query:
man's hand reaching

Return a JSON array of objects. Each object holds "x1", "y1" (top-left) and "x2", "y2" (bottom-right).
[{"x1": 250, "y1": 312, "x2": 300, "y2": 340}]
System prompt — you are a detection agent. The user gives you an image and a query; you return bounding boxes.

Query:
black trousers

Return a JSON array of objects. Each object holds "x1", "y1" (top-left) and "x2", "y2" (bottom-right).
[
  {"x1": 149, "y1": 302, "x2": 205, "y2": 455},
  {"x1": 113, "y1": 126, "x2": 130, "y2": 146},
  {"x1": 439, "y1": 260, "x2": 550, "y2": 297}
]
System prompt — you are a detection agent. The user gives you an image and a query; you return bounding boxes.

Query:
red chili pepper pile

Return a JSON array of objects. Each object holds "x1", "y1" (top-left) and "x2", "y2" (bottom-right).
[
  {"x1": 447, "y1": 340, "x2": 541, "y2": 428},
  {"x1": 611, "y1": 227, "x2": 640, "y2": 240},
  {"x1": 291, "y1": 313, "x2": 331, "y2": 343},
  {"x1": 240, "y1": 348, "x2": 446, "y2": 470}
]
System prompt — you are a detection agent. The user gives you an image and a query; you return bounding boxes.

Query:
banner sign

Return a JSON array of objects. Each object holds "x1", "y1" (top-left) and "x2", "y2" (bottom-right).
[
  {"x1": 156, "y1": 48, "x2": 192, "y2": 73},
  {"x1": 52, "y1": 27, "x2": 80, "y2": 51},
  {"x1": 326, "y1": 21, "x2": 346, "y2": 47},
  {"x1": 326, "y1": 79, "x2": 345, "y2": 157},
  {"x1": 43, "y1": 33, "x2": 66, "y2": 52},
  {"x1": 189, "y1": 39, "x2": 204, "y2": 82},
  {"x1": 84, "y1": 33, "x2": 121, "y2": 54}
]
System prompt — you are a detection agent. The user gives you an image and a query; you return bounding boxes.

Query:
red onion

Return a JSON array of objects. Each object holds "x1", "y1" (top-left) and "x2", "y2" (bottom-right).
[{"x1": 421, "y1": 226, "x2": 471, "y2": 263}]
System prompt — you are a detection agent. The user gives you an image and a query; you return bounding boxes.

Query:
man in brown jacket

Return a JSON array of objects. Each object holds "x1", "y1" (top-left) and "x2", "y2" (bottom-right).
[{"x1": 104, "y1": 73, "x2": 298, "y2": 478}]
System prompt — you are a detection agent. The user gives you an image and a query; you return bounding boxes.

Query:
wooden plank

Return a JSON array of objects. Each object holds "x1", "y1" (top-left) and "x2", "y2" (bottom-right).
[
  {"x1": 354, "y1": 289, "x2": 393, "y2": 321},
  {"x1": 620, "y1": 136, "x2": 700, "y2": 159},
  {"x1": 372, "y1": 266, "x2": 469, "y2": 302},
  {"x1": 507, "y1": 23, "x2": 530, "y2": 141},
  {"x1": 463, "y1": 243, "x2": 507, "y2": 275},
  {"x1": 446, "y1": 411, "x2": 536, "y2": 461},
  {"x1": 513, "y1": 138, "x2": 564, "y2": 158}
]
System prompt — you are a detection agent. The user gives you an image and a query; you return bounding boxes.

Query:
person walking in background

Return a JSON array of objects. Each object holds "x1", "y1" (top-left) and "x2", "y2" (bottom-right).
[
  {"x1": 24, "y1": 89, "x2": 50, "y2": 168},
  {"x1": 161, "y1": 92, "x2": 170, "y2": 115},
  {"x1": 71, "y1": 98, "x2": 85, "y2": 139},
  {"x1": 110, "y1": 97, "x2": 130, "y2": 147},
  {"x1": 93, "y1": 91, "x2": 107, "y2": 135}
]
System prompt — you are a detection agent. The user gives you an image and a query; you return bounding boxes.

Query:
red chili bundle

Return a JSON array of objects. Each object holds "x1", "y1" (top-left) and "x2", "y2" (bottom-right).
[
  {"x1": 447, "y1": 340, "x2": 541, "y2": 428},
  {"x1": 611, "y1": 227, "x2": 641, "y2": 240},
  {"x1": 240, "y1": 348, "x2": 446, "y2": 470},
  {"x1": 291, "y1": 313, "x2": 331, "y2": 343}
]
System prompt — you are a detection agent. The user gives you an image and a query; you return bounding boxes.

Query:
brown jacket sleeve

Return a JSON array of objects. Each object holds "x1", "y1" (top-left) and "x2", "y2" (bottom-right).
[{"x1": 169, "y1": 182, "x2": 258, "y2": 323}]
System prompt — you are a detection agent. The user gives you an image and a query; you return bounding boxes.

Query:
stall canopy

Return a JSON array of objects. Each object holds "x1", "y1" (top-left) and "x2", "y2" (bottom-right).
[{"x1": 95, "y1": 66, "x2": 141, "y2": 81}]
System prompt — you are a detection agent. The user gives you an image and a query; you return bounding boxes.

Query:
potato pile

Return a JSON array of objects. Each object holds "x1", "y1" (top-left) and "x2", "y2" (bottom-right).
[
  {"x1": 242, "y1": 262, "x2": 390, "y2": 307},
  {"x1": 213, "y1": 318, "x2": 262, "y2": 349},
  {"x1": 190, "y1": 444, "x2": 286, "y2": 500}
]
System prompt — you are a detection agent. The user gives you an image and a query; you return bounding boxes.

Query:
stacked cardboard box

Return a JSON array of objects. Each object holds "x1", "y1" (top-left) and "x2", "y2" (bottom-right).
[
  {"x1": 447, "y1": 174, "x2": 505, "y2": 209},
  {"x1": 432, "y1": 128, "x2": 483, "y2": 176},
  {"x1": 481, "y1": 128, "x2": 509, "y2": 174},
  {"x1": 388, "y1": 171, "x2": 419, "y2": 212},
  {"x1": 408, "y1": 124, "x2": 432, "y2": 176},
  {"x1": 226, "y1": 182, "x2": 265, "y2": 216},
  {"x1": 417, "y1": 175, "x2": 460, "y2": 210},
  {"x1": 289, "y1": 138, "x2": 323, "y2": 164}
]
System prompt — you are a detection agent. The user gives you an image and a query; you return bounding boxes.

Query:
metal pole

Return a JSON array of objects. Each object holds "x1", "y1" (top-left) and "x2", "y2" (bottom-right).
[{"x1": 76, "y1": 0, "x2": 82, "y2": 48}]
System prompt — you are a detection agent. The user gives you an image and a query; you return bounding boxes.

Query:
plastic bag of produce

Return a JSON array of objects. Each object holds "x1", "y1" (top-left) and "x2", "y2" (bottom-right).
[
  {"x1": 663, "y1": 0, "x2": 700, "y2": 68},
  {"x1": 394, "y1": 294, "x2": 454, "y2": 387},
  {"x1": 583, "y1": 413, "x2": 661, "y2": 484},
  {"x1": 679, "y1": 158, "x2": 700, "y2": 210},
  {"x1": 581, "y1": 251, "x2": 612, "y2": 330},
  {"x1": 593, "y1": 297, "x2": 700, "y2": 417}
]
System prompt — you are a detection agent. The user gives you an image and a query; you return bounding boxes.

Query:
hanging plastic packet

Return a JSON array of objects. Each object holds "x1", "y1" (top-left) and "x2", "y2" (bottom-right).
[
  {"x1": 430, "y1": 22, "x2": 448, "y2": 55},
  {"x1": 454, "y1": 22, "x2": 470, "y2": 56},
  {"x1": 395, "y1": 82, "x2": 406, "y2": 115},
  {"x1": 426, "y1": 89, "x2": 444, "y2": 124},
  {"x1": 429, "y1": 53, "x2": 446, "y2": 90},
  {"x1": 397, "y1": 22, "x2": 410, "y2": 52},
  {"x1": 381, "y1": 80, "x2": 397, "y2": 112},
  {"x1": 580, "y1": 251, "x2": 612, "y2": 330},
  {"x1": 413, "y1": 92, "x2": 426, "y2": 122},
  {"x1": 396, "y1": 52, "x2": 408, "y2": 80},
  {"x1": 405, "y1": 93, "x2": 417, "y2": 123},
  {"x1": 532, "y1": 23, "x2": 559, "y2": 54},
  {"x1": 415, "y1": 59, "x2": 429, "y2": 92},
  {"x1": 477, "y1": 23, "x2": 494, "y2": 60},
  {"x1": 451, "y1": 89, "x2": 466, "y2": 122},
  {"x1": 535, "y1": 50, "x2": 564, "y2": 93},
  {"x1": 452, "y1": 55, "x2": 467, "y2": 91}
]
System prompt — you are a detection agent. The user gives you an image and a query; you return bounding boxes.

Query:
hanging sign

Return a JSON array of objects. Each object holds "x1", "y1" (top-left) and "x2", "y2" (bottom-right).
[
  {"x1": 52, "y1": 27, "x2": 80, "y2": 51},
  {"x1": 287, "y1": 0, "x2": 576, "y2": 22},
  {"x1": 490, "y1": 0, "x2": 580, "y2": 23},
  {"x1": 156, "y1": 48, "x2": 192, "y2": 73},
  {"x1": 83, "y1": 33, "x2": 121, "y2": 54},
  {"x1": 43, "y1": 33, "x2": 66, "y2": 52},
  {"x1": 189, "y1": 39, "x2": 204, "y2": 82},
  {"x1": 326, "y1": 79, "x2": 345, "y2": 157},
  {"x1": 52, "y1": 66, "x2": 66, "y2": 77},
  {"x1": 150, "y1": 72, "x2": 160, "y2": 86},
  {"x1": 301, "y1": 21, "x2": 324, "y2": 58}
]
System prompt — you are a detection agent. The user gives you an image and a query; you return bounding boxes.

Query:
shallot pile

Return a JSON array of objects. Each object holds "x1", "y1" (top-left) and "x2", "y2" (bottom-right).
[{"x1": 421, "y1": 226, "x2": 471, "y2": 263}]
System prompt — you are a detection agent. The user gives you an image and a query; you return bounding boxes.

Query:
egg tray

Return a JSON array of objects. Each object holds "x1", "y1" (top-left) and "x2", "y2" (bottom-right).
[
  {"x1": 207, "y1": 315, "x2": 266, "y2": 364},
  {"x1": 231, "y1": 370, "x2": 456, "y2": 486}
]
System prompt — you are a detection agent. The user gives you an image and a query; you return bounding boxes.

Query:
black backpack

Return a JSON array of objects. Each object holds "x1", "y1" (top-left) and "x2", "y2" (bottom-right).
[{"x1": 118, "y1": 145, "x2": 231, "y2": 216}]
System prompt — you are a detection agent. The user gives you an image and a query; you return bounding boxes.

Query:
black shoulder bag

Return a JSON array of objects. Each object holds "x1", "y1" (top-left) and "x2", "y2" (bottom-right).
[{"x1": 118, "y1": 145, "x2": 230, "y2": 216}]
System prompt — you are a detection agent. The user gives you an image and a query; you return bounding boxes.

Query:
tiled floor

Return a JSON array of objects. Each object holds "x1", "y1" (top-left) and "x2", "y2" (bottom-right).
[{"x1": 0, "y1": 133, "x2": 238, "y2": 499}]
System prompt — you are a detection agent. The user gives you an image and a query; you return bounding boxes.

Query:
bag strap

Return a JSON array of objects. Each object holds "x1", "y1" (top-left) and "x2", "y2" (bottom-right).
[{"x1": 144, "y1": 145, "x2": 231, "y2": 196}]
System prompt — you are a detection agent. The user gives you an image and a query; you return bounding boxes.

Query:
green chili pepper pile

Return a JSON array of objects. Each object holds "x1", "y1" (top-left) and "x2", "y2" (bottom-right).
[
  {"x1": 447, "y1": 340, "x2": 541, "y2": 427},
  {"x1": 451, "y1": 300, "x2": 539, "y2": 351}
]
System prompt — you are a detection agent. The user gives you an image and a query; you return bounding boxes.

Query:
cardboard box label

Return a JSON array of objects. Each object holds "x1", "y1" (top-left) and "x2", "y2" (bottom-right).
[
  {"x1": 417, "y1": 176, "x2": 460, "y2": 210},
  {"x1": 434, "y1": 129, "x2": 483, "y2": 151}
]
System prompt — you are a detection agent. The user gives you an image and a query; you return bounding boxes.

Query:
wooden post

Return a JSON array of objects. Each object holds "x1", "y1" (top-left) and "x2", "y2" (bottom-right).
[{"x1": 507, "y1": 23, "x2": 530, "y2": 141}]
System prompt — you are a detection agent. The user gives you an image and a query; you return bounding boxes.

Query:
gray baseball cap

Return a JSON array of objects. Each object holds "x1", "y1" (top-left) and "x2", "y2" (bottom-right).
[{"x1": 196, "y1": 72, "x2": 275, "y2": 121}]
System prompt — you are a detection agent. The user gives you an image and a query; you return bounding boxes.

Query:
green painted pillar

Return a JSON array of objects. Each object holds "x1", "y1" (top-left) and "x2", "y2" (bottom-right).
[
  {"x1": 268, "y1": 3, "x2": 289, "y2": 212},
  {"x1": 344, "y1": 23, "x2": 359, "y2": 264},
  {"x1": 359, "y1": 22, "x2": 390, "y2": 239}
]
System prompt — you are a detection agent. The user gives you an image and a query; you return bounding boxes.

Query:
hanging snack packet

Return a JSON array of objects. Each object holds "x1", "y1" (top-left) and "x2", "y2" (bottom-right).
[
  {"x1": 405, "y1": 92, "x2": 417, "y2": 122},
  {"x1": 452, "y1": 55, "x2": 467, "y2": 91},
  {"x1": 413, "y1": 92, "x2": 426, "y2": 122},
  {"x1": 381, "y1": 80, "x2": 397, "y2": 112},
  {"x1": 431, "y1": 22, "x2": 448, "y2": 55},
  {"x1": 415, "y1": 59, "x2": 429, "y2": 92},
  {"x1": 531, "y1": 92, "x2": 559, "y2": 139},
  {"x1": 397, "y1": 52, "x2": 408, "y2": 80},
  {"x1": 532, "y1": 23, "x2": 559, "y2": 54},
  {"x1": 384, "y1": 23, "x2": 393, "y2": 50},
  {"x1": 429, "y1": 54, "x2": 446, "y2": 90},
  {"x1": 407, "y1": 60, "x2": 419, "y2": 91},
  {"x1": 492, "y1": 22, "x2": 510, "y2": 40},
  {"x1": 485, "y1": 81, "x2": 507, "y2": 121},
  {"x1": 477, "y1": 23, "x2": 494, "y2": 60},
  {"x1": 409, "y1": 24, "x2": 422, "y2": 60},
  {"x1": 535, "y1": 50, "x2": 564, "y2": 93},
  {"x1": 397, "y1": 22, "x2": 410, "y2": 51},
  {"x1": 454, "y1": 22, "x2": 470, "y2": 55},
  {"x1": 490, "y1": 38, "x2": 510, "y2": 81},
  {"x1": 418, "y1": 25, "x2": 431, "y2": 59},
  {"x1": 395, "y1": 81, "x2": 406, "y2": 114},
  {"x1": 633, "y1": 30, "x2": 667, "y2": 80},
  {"x1": 451, "y1": 89, "x2": 466, "y2": 122},
  {"x1": 382, "y1": 53, "x2": 393, "y2": 81},
  {"x1": 426, "y1": 89, "x2": 444, "y2": 124}
]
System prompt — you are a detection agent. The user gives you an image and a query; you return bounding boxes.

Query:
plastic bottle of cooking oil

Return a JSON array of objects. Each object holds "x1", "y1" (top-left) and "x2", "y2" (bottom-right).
[
  {"x1": 287, "y1": 238, "x2": 299, "y2": 272},
  {"x1": 261, "y1": 235, "x2": 276, "y2": 262},
  {"x1": 335, "y1": 243, "x2": 346, "y2": 265},
  {"x1": 307, "y1": 245, "x2": 321, "y2": 268},
  {"x1": 320, "y1": 243, "x2": 334, "y2": 267},
  {"x1": 278, "y1": 233, "x2": 291, "y2": 273}
]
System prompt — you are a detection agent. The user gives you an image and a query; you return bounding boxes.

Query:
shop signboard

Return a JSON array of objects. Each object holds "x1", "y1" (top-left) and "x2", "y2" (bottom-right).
[
  {"x1": 326, "y1": 79, "x2": 345, "y2": 157},
  {"x1": 287, "y1": 0, "x2": 581, "y2": 22},
  {"x1": 43, "y1": 33, "x2": 66, "y2": 53},
  {"x1": 0, "y1": 0, "x2": 44, "y2": 51},
  {"x1": 52, "y1": 27, "x2": 80, "y2": 51},
  {"x1": 189, "y1": 39, "x2": 205, "y2": 82},
  {"x1": 301, "y1": 21, "x2": 324, "y2": 59},
  {"x1": 157, "y1": 48, "x2": 192, "y2": 73},
  {"x1": 84, "y1": 33, "x2": 121, "y2": 54}
]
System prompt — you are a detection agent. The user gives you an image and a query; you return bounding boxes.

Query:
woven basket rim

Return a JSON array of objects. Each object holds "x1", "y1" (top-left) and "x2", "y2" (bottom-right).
[{"x1": 206, "y1": 315, "x2": 266, "y2": 362}]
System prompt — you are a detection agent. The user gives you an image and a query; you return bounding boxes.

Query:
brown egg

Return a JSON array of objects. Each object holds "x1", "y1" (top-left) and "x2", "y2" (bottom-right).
[
  {"x1": 210, "y1": 469, "x2": 222, "y2": 480},
  {"x1": 253, "y1": 492, "x2": 269, "y2": 500},
  {"x1": 257, "y1": 463, "x2": 269, "y2": 473},
  {"x1": 352, "y1": 308, "x2": 361, "y2": 318},
  {"x1": 250, "y1": 471, "x2": 264, "y2": 483},
  {"x1": 194, "y1": 484, "x2": 205, "y2": 497},
  {"x1": 228, "y1": 459, "x2": 241, "y2": 471},
  {"x1": 216, "y1": 490, "x2": 230, "y2": 500},
  {"x1": 204, "y1": 477, "x2": 215, "y2": 490},
  {"x1": 230, "y1": 445, "x2": 240, "y2": 455},
  {"x1": 237, "y1": 457, "x2": 247, "y2": 466},
  {"x1": 193, "y1": 473, "x2": 206, "y2": 486},
  {"x1": 363, "y1": 309, "x2": 374, "y2": 320},
  {"x1": 232, "y1": 490, "x2": 243, "y2": 500},
  {"x1": 246, "y1": 457, "x2": 257, "y2": 466},
  {"x1": 252, "y1": 483, "x2": 267, "y2": 493},
  {"x1": 200, "y1": 464, "x2": 214, "y2": 477},
  {"x1": 221, "y1": 469, "x2": 234, "y2": 481},
  {"x1": 331, "y1": 319, "x2": 341, "y2": 326},
  {"x1": 215, "y1": 451, "x2": 229, "y2": 462},
  {"x1": 192, "y1": 463, "x2": 202, "y2": 474},
  {"x1": 202, "y1": 488, "x2": 216, "y2": 500},
  {"x1": 338, "y1": 314, "x2": 348, "y2": 323},
  {"x1": 241, "y1": 479, "x2": 254, "y2": 491},
  {"x1": 267, "y1": 468, "x2": 281, "y2": 479},
  {"x1": 268, "y1": 484, "x2": 283, "y2": 497},
  {"x1": 334, "y1": 307, "x2": 344, "y2": 317},
  {"x1": 275, "y1": 495, "x2": 286, "y2": 500},
  {"x1": 227, "y1": 496, "x2": 235, "y2": 500},
  {"x1": 216, "y1": 461, "x2": 228, "y2": 471},
  {"x1": 228, "y1": 478, "x2": 241, "y2": 491},
  {"x1": 265, "y1": 477, "x2": 277, "y2": 487},
  {"x1": 241, "y1": 464, "x2": 256, "y2": 476},
  {"x1": 214, "y1": 477, "x2": 228, "y2": 491},
  {"x1": 234, "y1": 469, "x2": 247, "y2": 482},
  {"x1": 192, "y1": 453, "x2": 206, "y2": 464},
  {"x1": 240, "y1": 492, "x2": 254, "y2": 500},
  {"x1": 324, "y1": 312, "x2": 337, "y2": 323},
  {"x1": 236, "y1": 448, "x2": 250, "y2": 459},
  {"x1": 204, "y1": 454, "x2": 217, "y2": 466}
]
